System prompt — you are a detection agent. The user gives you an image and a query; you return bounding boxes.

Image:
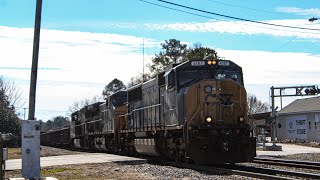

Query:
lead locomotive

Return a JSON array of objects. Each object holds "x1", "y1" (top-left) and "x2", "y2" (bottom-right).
[{"x1": 41, "y1": 58, "x2": 256, "y2": 164}]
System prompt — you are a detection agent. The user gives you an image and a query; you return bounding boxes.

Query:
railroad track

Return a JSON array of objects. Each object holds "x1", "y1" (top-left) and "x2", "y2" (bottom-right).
[
  {"x1": 253, "y1": 157, "x2": 320, "y2": 170},
  {"x1": 148, "y1": 158, "x2": 320, "y2": 179},
  {"x1": 225, "y1": 164, "x2": 320, "y2": 179}
]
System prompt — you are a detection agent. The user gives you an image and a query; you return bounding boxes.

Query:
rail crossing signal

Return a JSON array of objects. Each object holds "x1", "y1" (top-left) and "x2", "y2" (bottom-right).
[{"x1": 270, "y1": 85, "x2": 319, "y2": 142}]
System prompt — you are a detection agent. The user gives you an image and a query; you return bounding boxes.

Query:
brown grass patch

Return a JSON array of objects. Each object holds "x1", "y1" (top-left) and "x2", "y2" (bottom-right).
[{"x1": 8, "y1": 148, "x2": 21, "y2": 159}]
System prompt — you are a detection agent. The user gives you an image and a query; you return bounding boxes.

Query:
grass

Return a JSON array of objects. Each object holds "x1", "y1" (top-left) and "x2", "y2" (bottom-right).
[
  {"x1": 6, "y1": 163, "x2": 153, "y2": 180},
  {"x1": 41, "y1": 167, "x2": 71, "y2": 176},
  {"x1": 8, "y1": 148, "x2": 21, "y2": 159}
]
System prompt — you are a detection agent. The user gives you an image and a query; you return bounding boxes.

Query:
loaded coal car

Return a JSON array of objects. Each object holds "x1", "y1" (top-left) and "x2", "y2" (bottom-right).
[
  {"x1": 125, "y1": 58, "x2": 256, "y2": 164},
  {"x1": 40, "y1": 126, "x2": 70, "y2": 148}
]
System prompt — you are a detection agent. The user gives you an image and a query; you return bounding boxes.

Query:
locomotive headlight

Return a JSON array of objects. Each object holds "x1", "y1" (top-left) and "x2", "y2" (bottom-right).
[
  {"x1": 207, "y1": 60, "x2": 216, "y2": 65},
  {"x1": 204, "y1": 85, "x2": 212, "y2": 93},
  {"x1": 206, "y1": 116, "x2": 212, "y2": 123},
  {"x1": 239, "y1": 117, "x2": 244, "y2": 122}
]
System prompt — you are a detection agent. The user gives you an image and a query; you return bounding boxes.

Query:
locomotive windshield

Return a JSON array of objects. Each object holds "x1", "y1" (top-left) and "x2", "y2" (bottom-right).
[
  {"x1": 179, "y1": 70, "x2": 210, "y2": 86},
  {"x1": 178, "y1": 69, "x2": 243, "y2": 87},
  {"x1": 215, "y1": 70, "x2": 242, "y2": 84},
  {"x1": 110, "y1": 91, "x2": 127, "y2": 107}
]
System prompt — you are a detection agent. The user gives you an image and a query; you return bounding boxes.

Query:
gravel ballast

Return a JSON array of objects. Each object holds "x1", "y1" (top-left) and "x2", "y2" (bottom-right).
[{"x1": 6, "y1": 146, "x2": 320, "y2": 179}]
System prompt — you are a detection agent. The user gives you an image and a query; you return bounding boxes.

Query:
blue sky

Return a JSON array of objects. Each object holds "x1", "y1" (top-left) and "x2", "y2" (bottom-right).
[{"x1": 1, "y1": 0, "x2": 320, "y2": 120}]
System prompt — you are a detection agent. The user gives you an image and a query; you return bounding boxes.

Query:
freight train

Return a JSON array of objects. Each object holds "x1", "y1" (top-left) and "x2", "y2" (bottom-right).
[{"x1": 41, "y1": 58, "x2": 256, "y2": 164}]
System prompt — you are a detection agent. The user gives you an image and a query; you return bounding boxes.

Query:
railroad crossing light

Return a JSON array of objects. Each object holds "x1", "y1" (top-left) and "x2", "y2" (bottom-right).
[
  {"x1": 1, "y1": 133, "x2": 12, "y2": 141},
  {"x1": 309, "y1": 17, "x2": 318, "y2": 22},
  {"x1": 305, "y1": 87, "x2": 320, "y2": 95}
]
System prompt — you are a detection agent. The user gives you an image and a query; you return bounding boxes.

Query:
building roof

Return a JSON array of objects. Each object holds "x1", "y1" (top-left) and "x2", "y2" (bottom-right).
[
  {"x1": 248, "y1": 112, "x2": 271, "y2": 120},
  {"x1": 278, "y1": 96, "x2": 320, "y2": 115}
]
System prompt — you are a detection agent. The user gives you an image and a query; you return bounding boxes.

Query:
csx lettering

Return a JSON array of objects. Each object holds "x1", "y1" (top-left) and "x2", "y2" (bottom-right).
[
  {"x1": 191, "y1": 61, "x2": 205, "y2": 66},
  {"x1": 218, "y1": 61, "x2": 230, "y2": 66}
]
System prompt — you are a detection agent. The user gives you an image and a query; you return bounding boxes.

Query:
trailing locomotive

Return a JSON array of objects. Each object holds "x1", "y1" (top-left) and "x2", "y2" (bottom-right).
[{"x1": 41, "y1": 58, "x2": 256, "y2": 164}]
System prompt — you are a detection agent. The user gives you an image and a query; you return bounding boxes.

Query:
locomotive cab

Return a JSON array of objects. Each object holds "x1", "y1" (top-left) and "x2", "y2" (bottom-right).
[{"x1": 165, "y1": 59, "x2": 256, "y2": 164}]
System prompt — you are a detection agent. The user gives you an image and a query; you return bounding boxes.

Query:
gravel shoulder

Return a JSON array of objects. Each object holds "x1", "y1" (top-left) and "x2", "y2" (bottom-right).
[{"x1": 6, "y1": 162, "x2": 248, "y2": 180}]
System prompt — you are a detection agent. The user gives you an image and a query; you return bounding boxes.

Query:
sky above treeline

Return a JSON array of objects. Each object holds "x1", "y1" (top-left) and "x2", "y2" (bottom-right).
[{"x1": 0, "y1": 0, "x2": 320, "y2": 120}]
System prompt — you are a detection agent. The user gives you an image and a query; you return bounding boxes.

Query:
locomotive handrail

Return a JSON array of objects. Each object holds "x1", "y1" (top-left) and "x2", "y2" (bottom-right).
[
  {"x1": 86, "y1": 119, "x2": 102, "y2": 124},
  {"x1": 75, "y1": 123, "x2": 85, "y2": 127},
  {"x1": 186, "y1": 86, "x2": 201, "y2": 127},
  {"x1": 120, "y1": 103, "x2": 161, "y2": 117},
  {"x1": 183, "y1": 85, "x2": 201, "y2": 150},
  {"x1": 163, "y1": 108, "x2": 175, "y2": 113}
]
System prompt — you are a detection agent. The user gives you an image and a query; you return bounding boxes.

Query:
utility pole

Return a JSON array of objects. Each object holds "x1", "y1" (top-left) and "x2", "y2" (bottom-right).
[
  {"x1": 0, "y1": 134, "x2": 2, "y2": 180},
  {"x1": 28, "y1": 0, "x2": 42, "y2": 121},
  {"x1": 270, "y1": 86, "x2": 276, "y2": 142},
  {"x1": 22, "y1": 0, "x2": 42, "y2": 179},
  {"x1": 142, "y1": 38, "x2": 145, "y2": 82},
  {"x1": 23, "y1": 107, "x2": 27, "y2": 120}
]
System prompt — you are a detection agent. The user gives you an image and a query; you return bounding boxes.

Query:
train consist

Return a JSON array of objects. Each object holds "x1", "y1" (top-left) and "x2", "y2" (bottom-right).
[{"x1": 41, "y1": 58, "x2": 256, "y2": 164}]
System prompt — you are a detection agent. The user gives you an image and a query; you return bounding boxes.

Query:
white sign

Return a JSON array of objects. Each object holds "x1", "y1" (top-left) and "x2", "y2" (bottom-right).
[
  {"x1": 191, "y1": 61, "x2": 205, "y2": 66},
  {"x1": 22, "y1": 120, "x2": 41, "y2": 178},
  {"x1": 315, "y1": 113, "x2": 319, "y2": 122},
  {"x1": 218, "y1": 61, "x2": 230, "y2": 66},
  {"x1": 286, "y1": 115, "x2": 307, "y2": 140}
]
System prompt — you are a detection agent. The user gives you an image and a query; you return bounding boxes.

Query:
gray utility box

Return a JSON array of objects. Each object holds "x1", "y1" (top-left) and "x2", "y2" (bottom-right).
[
  {"x1": 21, "y1": 120, "x2": 41, "y2": 179},
  {"x1": 2, "y1": 148, "x2": 8, "y2": 160}
]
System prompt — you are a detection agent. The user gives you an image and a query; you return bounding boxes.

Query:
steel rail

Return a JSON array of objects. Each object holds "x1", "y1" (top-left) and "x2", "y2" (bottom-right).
[
  {"x1": 253, "y1": 157, "x2": 320, "y2": 170},
  {"x1": 225, "y1": 164, "x2": 320, "y2": 179}
]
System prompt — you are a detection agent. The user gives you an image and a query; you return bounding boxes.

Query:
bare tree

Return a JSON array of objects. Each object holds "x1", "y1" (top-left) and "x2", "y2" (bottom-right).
[
  {"x1": 68, "y1": 95, "x2": 103, "y2": 114},
  {"x1": 127, "y1": 73, "x2": 152, "y2": 88},
  {"x1": 247, "y1": 93, "x2": 269, "y2": 115},
  {"x1": 0, "y1": 76, "x2": 24, "y2": 110},
  {"x1": 0, "y1": 77, "x2": 23, "y2": 135}
]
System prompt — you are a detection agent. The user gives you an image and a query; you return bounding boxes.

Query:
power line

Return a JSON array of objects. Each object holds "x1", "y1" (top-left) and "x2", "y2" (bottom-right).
[
  {"x1": 137, "y1": 0, "x2": 320, "y2": 35},
  {"x1": 138, "y1": 0, "x2": 223, "y2": 20},
  {"x1": 272, "y1": 36, "x2": 296, "y2": 52},
  {"x1": 206, "y1": 0, "x2": 290, "y2": 16},
  {"x1": 155, "y1": 0, "x2": 320, "y2": 31}
]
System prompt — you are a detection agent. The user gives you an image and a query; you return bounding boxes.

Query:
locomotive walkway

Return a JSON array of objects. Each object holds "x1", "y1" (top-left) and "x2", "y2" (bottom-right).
[{"x1": 5, "y1": 153, "x2": 147, "y2": 170}]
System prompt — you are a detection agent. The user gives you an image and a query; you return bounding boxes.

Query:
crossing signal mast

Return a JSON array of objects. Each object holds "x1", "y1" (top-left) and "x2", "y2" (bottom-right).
[{"x1": 270, "y1": 85, "x2": 320, "y2": 142}]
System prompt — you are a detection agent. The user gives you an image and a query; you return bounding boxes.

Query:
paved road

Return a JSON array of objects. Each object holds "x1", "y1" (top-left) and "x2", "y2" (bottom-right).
[
  {"x1": 257, "y1": 143, "x2": 320, "y2": 156},
  {"x1": 5, "y1": 153, "x2": 147, "y2": 170}
]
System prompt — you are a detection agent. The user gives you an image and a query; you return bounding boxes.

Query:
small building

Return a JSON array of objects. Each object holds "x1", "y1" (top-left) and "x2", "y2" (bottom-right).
[
  {"x1": 248, "y1": 112, "x2": 271, "y2": 137},
  {"x1": 277, "y1": 96, "x2": 320, "y2": 142}
]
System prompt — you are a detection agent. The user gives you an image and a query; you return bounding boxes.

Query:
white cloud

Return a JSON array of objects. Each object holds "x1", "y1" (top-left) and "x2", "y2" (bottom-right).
[
  {"x1": 0, "y1": 26, "x2": 159, "y2": 120},
  {"x1": 145, "y1": 19, "x2": 320, "y2": 39},
  {"x1": 2, "y1": 26, "x2": 320, "y2": 120},
  {"x1": 276, "y1": 7, "x2": 320, "y2": 17},
  {"x1": 0, "y1": 26, "x2": 158, "y2": 83},
  {"x1": 217, "y1": 49, "x2": 320, "y2": 85}
]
